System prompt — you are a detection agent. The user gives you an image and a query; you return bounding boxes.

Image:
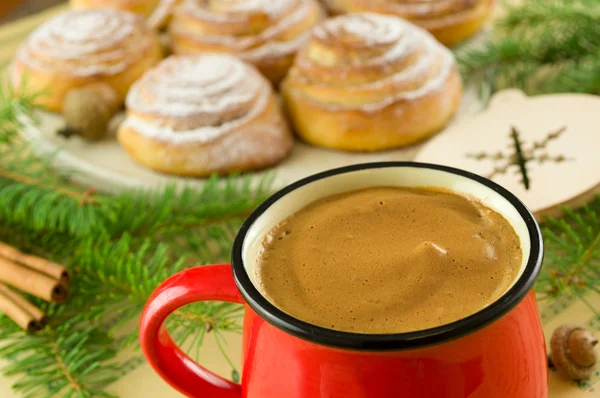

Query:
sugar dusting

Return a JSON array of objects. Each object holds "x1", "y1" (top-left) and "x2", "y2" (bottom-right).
[
  {"x1": 15, "y1": 9, "x2": 153, "y2": 77},
  {"x1": 354, "y1": 0, "x2": 479, "y2": 18},
  {"x1": 294, "y1": 13, "x2": 456, "y2": 112},
  {"x1": 204, "y1": 0, "x2": 291, "y2": 16},
  {"x1": 123, "y1": 54, "x2": 294, "y2": 172},
  {"x1": 123, "y1": 54, "x2": 272, "y2": 144},
  {"x1": 172, "y1": 0, "x2": 317, "y2": 60},
  {"x1": 314, "y1": 12, "x2": 402, "y2": 47}
]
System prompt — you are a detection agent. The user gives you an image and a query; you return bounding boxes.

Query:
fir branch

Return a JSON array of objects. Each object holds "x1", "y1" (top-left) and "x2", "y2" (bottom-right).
[
  {"x1": 540, "y1": 49, "x2": 600, "y2": 94},
  {"x1": 6, "y1": 65, "x2": 597, "y2": 396},
  {"x1": 0, "y1": 307, "x2": 137, "y2": 398},
  {"x1": 536, "y1": 196, "x2": 600, "y2": 316},
  {"x1": 0, "y1": 87, "x2": 274, "y2": 396},
  {"x1": 0, "y1": 169, "x2": 97, "y2": 205},
  {"x1": 109, "y1": 175, "x2": 272, "y2": 240},
  {"x1": 0, "y1": 80, "x2": 39, "y2": 144},
  {"x1": 498, "y1": 0, "x2": 600, "y2": 35},
  {"x1": 0, "y1": 175, "x2": 107, "y2": 237},
  {"x1": 457, "y1": 0, "x2": 600, "y2": 96},
  {"x1": 0, "y1": 90, "x2": 111, "y2": 238}
]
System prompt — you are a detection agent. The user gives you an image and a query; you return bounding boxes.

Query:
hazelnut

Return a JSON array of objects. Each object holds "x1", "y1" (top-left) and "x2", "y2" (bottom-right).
[{"x1": 550, "y1": 324, "x2": 598, "y2": 381}]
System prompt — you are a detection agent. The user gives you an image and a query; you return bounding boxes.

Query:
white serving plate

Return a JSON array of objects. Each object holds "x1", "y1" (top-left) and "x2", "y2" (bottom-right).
[{"x1": 19, "y1": 91, "x2": 483, "y2": 194}]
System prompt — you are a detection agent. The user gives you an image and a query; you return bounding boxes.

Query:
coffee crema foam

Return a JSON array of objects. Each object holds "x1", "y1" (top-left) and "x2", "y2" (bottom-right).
[{"x1": 255, "y1": 187, "x2": 522, "y2": 334}]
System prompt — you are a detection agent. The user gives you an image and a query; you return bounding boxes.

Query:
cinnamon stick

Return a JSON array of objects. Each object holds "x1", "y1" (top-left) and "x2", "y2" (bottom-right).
[
  {"x1": 0, "y1": 283, "x2": 46, "y2": 333},
  {"x1": 0, "y1": 256, "x2": 68, "y2": 303},
  {"x1": 0, "y1": 242, "x2": 70, "y2": 282}
]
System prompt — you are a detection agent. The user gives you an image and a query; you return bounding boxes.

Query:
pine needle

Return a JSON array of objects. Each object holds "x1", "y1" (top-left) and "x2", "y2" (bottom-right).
[
  {"x1": 3, "y1": 67, "x2": 599, "y2": 396},
  {"x1": 456, "y1": 0, "x2": 600, "y2": 97},
  {"x1": 537, "y1": 196, "x2": 600, "y2": 316},
  {"x1": 0, "y1": 85, "x2": 273, "y2": 396}
]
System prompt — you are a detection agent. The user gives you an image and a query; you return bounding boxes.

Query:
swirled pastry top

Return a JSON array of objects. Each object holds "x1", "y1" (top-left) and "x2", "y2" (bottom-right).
[
  {"x1": 341, "y1": 0, "x2": 483, "y2": 24},
  {"x1": 12, "y1": 9, "x2": 156, "y2": 78},
  {"x1": 284, "y1": 13, "x2": 457, "y2": 112},
  {"x1": 122, "y1": 54, "x2": 278, "y2": 144},
  {"x1": 169, "y1": 0, "x2": 323, "y2": 62}
]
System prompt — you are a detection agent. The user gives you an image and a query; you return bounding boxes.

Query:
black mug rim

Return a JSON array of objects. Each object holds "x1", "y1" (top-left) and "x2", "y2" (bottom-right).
[{"x1": 231, "y1": 162, "x2": 544, "y2": 351}]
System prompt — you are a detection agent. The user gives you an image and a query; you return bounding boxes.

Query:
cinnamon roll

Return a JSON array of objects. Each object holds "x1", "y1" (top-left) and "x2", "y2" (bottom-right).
[
  {"x1": 324, "y1": 0, "x2": 493, "y2": 45},
  {"x1": 117, "y1": 54, "x2": 294, "y2": 176},
  {"x1": 168, "y1": 0, "x2": 325, "y2": 85},
  {"x1": 281, "y1": 13, "x2": 462, "y2": 152},
  {"x1": 70, "y1": 0, "x2": 161, "y2": 17},
  {"x1": 10, "y1": 9, "x2": 162, "y2": 112}
]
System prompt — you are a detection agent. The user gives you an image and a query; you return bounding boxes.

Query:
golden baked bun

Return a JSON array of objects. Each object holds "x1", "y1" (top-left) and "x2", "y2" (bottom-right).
[
  {"x1": 281, "y1": 13, "x2": 462, "y2": 152},
  {"x1": 10, "y1": 9, "x2": 162, "y2": 112},
  {"x1": 168, "y1": 0, "x2": 325, "y2": 85},
  {"x1": 118, "y1": 54, "x2": 294, "y2": 176},
  {"x1": 70, "y1": 0, "x2": 161, "y2": 17},
  {"x1": 324, "y1": 0, "x2": 493, "y2": 46}
]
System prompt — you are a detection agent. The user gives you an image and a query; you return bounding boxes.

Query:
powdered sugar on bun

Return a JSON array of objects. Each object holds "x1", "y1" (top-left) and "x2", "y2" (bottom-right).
[
  {"x1": 124, "y1": 54, "x2": 278, "y2": 143},
  {"x1": 14, "y1": 9, "x2": 155, "y2": 77},
  {"x1": 291, "y1": 13, "x2": 456, "y2": 112},
  {"x1": 325, "y1": 0, "x2": 491, "y2": 46},
  {"x1": 170, "y1": 0, "x2": 322, "y2": 62},
  {"x1": 119, "y1": 54, "x2": 294, "y2": 175},
  {"x1": 349, "y1": 0, "x2": 479, "y2": 18}
]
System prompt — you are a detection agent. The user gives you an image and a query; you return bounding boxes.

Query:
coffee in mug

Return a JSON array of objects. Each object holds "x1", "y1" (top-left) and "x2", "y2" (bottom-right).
[
  {"x1": 140, "y1": 163, "x2": 547, "y2": 398},
  {"x1": 255, "y1": 187, "x2": 522, "y2": 334}
]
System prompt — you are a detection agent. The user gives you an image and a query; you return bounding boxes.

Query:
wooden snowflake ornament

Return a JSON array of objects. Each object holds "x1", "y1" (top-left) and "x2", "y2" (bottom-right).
[{"x1": 415, "y1": 90, "x2": 600, "y2": 219}]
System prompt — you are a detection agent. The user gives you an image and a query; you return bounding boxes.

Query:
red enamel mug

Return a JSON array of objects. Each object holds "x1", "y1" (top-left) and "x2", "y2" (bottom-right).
[{"x1": 140, "y1": 162, "x2": 547, "y2": 398}]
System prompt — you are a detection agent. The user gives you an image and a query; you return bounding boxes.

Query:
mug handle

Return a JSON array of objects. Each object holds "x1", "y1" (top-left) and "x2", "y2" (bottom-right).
[{"x1": 140, "y1": 264, "x2": 243, "y2": 398}]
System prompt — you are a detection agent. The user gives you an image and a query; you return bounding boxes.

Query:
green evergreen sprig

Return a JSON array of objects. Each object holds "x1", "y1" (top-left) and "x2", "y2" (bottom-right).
[
  {"x1": 536, "y1": 201, "x2": 600, "y2": 316},
  {"x1": 0, "y1": 77, "x2": 599, "y2": 397},
  {"x1": 456, "y1": 0, "x2": 600, "y2": 98},
  {"x1": 0, "y1": 83, "x2": 273, "y2": 396}
]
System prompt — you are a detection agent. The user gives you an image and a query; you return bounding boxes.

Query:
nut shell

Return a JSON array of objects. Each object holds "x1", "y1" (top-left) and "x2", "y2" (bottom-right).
[
  {"x1": 61, "y1": 83, "x2": 120, "y2": 141},
  {"x1": 568, "y1": 329, "x2": 598, "y2": 367},
  {"x1": 550, "y1": 324, "x2": 598, "y2": 381}
]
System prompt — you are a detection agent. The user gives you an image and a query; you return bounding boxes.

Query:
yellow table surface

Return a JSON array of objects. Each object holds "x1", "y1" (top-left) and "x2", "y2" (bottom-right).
[{"x1": 0, "y1": 3, "x2": 599, "y2": 398}]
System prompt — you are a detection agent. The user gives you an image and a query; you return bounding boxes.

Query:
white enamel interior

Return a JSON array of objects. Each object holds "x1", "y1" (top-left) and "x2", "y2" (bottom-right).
[{"x1": 242, "y1": 167, "x2": 531, "y2": 298}]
